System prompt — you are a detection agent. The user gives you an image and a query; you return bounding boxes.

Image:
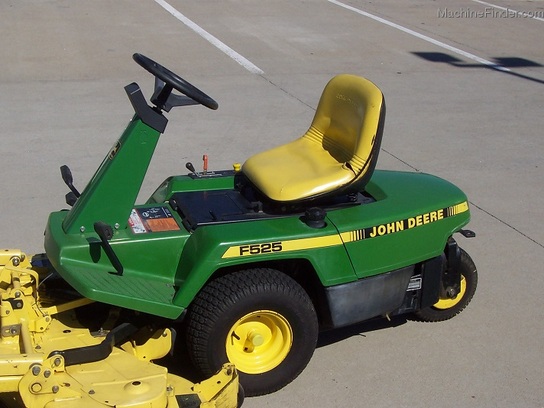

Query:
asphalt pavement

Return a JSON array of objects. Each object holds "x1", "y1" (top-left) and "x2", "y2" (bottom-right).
[{"x1": 1, "y1": 0, "x2": 543, "y2": 407}]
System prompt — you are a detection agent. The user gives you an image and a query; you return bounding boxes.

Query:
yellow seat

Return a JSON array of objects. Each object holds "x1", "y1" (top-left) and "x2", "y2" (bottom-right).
[{"x1": 242, "y1": 74, "x2": 385, "y2": 203}]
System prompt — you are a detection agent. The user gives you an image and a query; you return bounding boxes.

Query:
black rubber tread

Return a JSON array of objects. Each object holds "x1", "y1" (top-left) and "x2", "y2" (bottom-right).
[
  {"x1": 185, "y1": 268, "x2": 318, "y2": 396},
  {"x1": 413, "y1": 248, "x2": 478, "y2": 322}
]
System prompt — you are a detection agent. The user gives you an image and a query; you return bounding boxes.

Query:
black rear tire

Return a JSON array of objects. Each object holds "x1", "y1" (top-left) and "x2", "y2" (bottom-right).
[
  {"x1": 185, "y1": 269, "x2": 318, "y2": 396},
  {"x1": 414, "y1": 248, "x2": 477, "y2": 322}
]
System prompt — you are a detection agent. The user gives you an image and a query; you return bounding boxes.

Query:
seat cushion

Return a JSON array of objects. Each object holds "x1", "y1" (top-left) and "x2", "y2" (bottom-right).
[
  {"x1": 242, "y1": 136, "x2": 355, "y2": 202},
  {"x1": 242, "y1": 74, "x2": 384, "y2": 203}
]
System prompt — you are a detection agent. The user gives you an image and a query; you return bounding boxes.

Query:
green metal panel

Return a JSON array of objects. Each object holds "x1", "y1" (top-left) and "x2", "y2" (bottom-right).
[
  {"x1": 327, "y1": 170, "x2": 471, "y2": 278},
  {"x1": 45, "y1": 207, "x2": 188, "y2": 318},
  {"x1": 63, "y1": 118, "x2": 161, "y2": 234},
  {"x1": 171, "y1": 214, "x2": 356, "y2": 308},
  {"x1": 149, "y1": 171, "x2": 470, "y2": 307}
]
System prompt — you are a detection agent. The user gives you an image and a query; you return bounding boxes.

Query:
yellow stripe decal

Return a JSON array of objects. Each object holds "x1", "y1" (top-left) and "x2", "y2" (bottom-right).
[
  {"x1": 222, "y1": 235, "x2": 342, "y2": 259},
  {"x1": 221, "y1": 201, "x2": 469, "y2": 258},
  {"x1": 450, "y1": 201, "x2": 469, "y2": 216}
]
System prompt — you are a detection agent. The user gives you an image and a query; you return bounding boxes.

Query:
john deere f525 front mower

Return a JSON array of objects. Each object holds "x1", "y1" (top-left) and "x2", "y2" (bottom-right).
[{"x1": 1, "y1": 54, "x2": 477, "y2": 405}]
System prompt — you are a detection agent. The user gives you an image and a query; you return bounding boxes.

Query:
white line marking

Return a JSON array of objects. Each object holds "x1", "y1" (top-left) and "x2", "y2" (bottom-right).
[
  {"x1": 472, "y1": 0, "x2": 544, "y2": 23},
  {"x1": 328, "y1": 0, "x2": 510, "y2": 72},
  {"x1": 154, "y1": 0, "x2": 264, "y2": 74}
]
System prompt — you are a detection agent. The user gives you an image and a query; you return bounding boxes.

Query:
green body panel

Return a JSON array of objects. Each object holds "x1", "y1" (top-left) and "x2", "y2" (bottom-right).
[
  {"x1": 63, "y1": 117, "x2": 161, "y2": 234},
  {"x1": 45, "y1": 207, "x2": 188, "y2": 318},
  {"x1": 328, "y1": 170, "x2": 470, "y2": 278},
  {"x1": 149, "y1": 174, "x2": 357, "y2": 307},
  {"x1": 171, "y1": 213, "x2": 356, "y2": 308},
  {"x1": 151, "y1": 170, "x2": 469, "y2": 309},
  {"x1": 44, "y1": 114, "x2": 470, "y2": 319}
]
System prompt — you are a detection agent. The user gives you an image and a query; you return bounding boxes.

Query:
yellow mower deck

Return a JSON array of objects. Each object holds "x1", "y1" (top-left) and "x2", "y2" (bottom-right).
[{"x1": 0, "y1": 250, "x2": 240, "y2": 408}]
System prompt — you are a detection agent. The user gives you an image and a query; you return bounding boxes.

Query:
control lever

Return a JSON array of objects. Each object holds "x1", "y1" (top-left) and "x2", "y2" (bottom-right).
[
  {"x1": 61, "y1": 165, "x2": 81, "y2": 206},
  {"x1": 203, "y1": 154, "x2": 208, "y2": 175},
  {"x1": 94, "y1": 222, "x2": 123, "y2": 276},
  {"x1": 60, "y1": 165, "x2": 81, "y2": 197},
  {"x1": 186, "y1": 162, "x2": 198, "y2": 177}
]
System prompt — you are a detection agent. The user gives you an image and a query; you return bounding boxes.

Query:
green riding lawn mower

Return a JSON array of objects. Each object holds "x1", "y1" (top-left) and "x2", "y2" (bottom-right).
[{"x1": 0, "y1": 54, "x2": 477, "y2": 407}]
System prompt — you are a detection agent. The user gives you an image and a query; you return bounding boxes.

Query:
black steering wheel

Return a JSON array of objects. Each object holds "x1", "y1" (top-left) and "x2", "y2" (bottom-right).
[{"x1": 133, "y1": 53, "x2": 218, "y2": 110}]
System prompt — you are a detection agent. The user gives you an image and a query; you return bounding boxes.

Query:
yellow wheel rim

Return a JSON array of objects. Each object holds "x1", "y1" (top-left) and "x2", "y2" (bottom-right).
[
  {"x1": 434, "y1": 275, "x2": 467, "y2": 310},
  {"x1": 226, "y1": 310, "x2": 293, "y2": 374}
]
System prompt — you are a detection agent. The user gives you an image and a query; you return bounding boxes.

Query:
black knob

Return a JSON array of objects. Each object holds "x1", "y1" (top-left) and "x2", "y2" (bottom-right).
[{"x1": 303, "y1": 207, "x2": 326, "y2": 228}]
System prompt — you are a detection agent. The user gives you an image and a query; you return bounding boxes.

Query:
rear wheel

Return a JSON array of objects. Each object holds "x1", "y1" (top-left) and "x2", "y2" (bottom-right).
[
  {"x1": 185, "y1": 269, "x2": 318, "y2": 396},
  {"x1": 414, "y1": 248, "x2": 477, "y2": 322}
]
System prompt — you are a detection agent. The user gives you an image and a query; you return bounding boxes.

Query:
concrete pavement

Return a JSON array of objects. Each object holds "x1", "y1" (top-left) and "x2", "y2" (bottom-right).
[{"x1": 1, "y1": 0, "x2": 543, "y2": 406}]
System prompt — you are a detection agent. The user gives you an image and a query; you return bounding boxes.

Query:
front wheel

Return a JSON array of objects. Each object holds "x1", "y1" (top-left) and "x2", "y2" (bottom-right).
[
  {"x1": 414, "y1": 248, "x2": 477, "y2": 322},
  {"x1": 185, "y1": 269, "x2": 318, "y2": 396}
]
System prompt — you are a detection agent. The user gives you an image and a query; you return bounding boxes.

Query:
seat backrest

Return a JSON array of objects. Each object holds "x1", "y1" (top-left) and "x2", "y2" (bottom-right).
[{"x1": 304, "y1": 74, "x2": 385, "y2": 193}]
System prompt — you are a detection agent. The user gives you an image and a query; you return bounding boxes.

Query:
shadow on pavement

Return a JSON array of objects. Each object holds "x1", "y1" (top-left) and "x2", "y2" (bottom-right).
[
  {"x1": 317, "y1": 315, "x2": 408, "y2": 348},
  {"x1": 412, "y1": 51, "x2": 544, "y2": 85}
]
